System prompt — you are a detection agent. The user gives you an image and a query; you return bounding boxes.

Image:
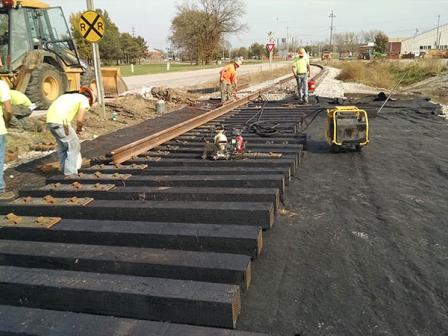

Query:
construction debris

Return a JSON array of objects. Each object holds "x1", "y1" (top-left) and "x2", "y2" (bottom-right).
[{"x1": 151, "y1": 86, "x2": 197, "y2": 105}]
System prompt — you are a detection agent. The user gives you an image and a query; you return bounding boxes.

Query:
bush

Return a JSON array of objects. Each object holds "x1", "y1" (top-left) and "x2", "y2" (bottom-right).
[{"x1": 333, "y1": 59, "x2": 447, "y2": 88}]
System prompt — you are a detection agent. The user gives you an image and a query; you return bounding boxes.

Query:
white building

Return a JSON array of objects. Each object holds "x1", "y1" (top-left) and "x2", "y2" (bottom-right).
[{"x1": 401, "y1": 23, "x2": 448, "y2": 55}]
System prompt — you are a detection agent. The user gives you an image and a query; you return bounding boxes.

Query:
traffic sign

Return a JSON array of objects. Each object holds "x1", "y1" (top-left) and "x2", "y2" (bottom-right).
[
  {"x1": 79, "y1": 10, "x2": 105, "y2": 43},
  {"x1": 266, "y1": 43, "x2": 275, "y2": 53}
]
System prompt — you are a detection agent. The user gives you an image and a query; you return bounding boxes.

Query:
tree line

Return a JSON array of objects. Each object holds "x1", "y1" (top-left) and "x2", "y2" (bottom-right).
[
  {"x1": 69, "y1": 10, "x2": 149, "y2": 65},
  {"x1": 169, "y1": 0, "x2": 247, "y2": 64},
  {"x1": 69, "y1": 2, "x2": 390, "y2": 65}
]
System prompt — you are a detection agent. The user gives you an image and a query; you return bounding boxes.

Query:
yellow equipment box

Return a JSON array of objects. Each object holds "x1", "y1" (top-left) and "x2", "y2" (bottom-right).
[{"x1": 326, "y1": 106, "x2": 369, "y2": 152}]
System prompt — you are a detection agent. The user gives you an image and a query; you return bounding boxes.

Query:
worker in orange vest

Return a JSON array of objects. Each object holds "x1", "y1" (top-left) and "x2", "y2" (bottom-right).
[{"x1": 219, "y1": 59, "x2": 242, "y2": 103}]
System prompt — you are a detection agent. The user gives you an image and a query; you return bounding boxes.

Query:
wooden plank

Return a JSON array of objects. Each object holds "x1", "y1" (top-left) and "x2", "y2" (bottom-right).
[
  {"x1": 0, "y1": 266, "x2": 241, "y2": 328},
  {"x1": 91, "y1": 158, "x2": 298, "y2": 175},
  {"x1": 19, "y1": 186, "x2": 281, "y2": 210},
  {"x1": 0, "y1": 240, "x2": 252, "y2": 290},
  {"x1": 0, "y1": 200, "x2": 275, "y2": 229},
  {"x1": 0, "y1": 305, "x2": 268, "y2": 336},
  {"x1": 46, "y1": 175, "x2": 286, "y2": 194},
  {"x1": 81, "y1": 166, "x2": 291, "y2": 181},
  {"x1": 0, "y1": 219, "x2": 263, "y2": 258}
]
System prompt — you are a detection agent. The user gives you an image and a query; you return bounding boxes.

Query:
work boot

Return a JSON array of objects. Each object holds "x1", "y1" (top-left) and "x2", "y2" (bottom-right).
[{"x1": 0, "y1": 191, "x2": 15, "y2": 201}]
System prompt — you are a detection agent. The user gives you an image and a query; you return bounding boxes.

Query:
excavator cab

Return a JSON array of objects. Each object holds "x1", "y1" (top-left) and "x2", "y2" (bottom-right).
[{"x1": 0, "y1": 0, "x2": 127, "y2": 108}]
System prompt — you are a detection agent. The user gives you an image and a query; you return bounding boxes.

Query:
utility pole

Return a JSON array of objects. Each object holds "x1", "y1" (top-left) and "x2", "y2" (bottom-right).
[
  {"x1": 86, "y1": 0, "x2": 105, "y2": 117},
  {"x1": 436, "y1": 15, "x2": 440, "y2": 49},
  {"x1": 132, "y1": 25, "x2": 136, "y2": 38},
  {"x1": 286, "y1": 26, "x2": 289, "y2": 56},
  {"x1": 329, "y1": 10, "x2": 336, "y2": 53}
]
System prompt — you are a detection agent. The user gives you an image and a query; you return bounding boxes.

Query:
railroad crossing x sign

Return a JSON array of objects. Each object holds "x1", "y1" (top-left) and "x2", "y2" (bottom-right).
[{"x1": 79, "y1": 10, "x2": 105, "y2": 43}]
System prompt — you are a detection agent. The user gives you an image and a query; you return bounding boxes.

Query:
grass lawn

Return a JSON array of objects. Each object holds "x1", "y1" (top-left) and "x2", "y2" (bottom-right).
[
  {"x1": 119, "y1": 63, "x2": 221, "y2": 77},
  {"x1": 119, "y1": 60, "x2": 264, "y2": 77}
]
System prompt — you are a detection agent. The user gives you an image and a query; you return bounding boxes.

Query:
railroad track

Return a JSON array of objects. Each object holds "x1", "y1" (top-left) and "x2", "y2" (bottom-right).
[{"x1": 0, "y1": 69, "x2": 324, "y2": 335}]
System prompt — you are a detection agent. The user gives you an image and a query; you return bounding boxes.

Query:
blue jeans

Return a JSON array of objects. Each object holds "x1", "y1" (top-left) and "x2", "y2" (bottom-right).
[
  {"x1": 47, "y1": 123, "x2": 81, "y2": 175},
  {"x1": 0, "y1": 134, "x2": 5, "y2": 192},
  {"x1": 296, "y1": 74, "x2": 308, "y2": 101}
]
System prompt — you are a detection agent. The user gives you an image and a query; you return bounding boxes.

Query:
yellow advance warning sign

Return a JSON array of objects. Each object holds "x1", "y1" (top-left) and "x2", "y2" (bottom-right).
[{"x1": 79, "y1": 10, "x2": 105, "y2": 43}]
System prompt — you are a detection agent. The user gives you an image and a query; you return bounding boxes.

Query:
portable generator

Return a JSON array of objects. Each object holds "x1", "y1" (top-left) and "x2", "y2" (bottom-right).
[{"x1": 326, "y1": 106, "x2": 369, "y2": 152}]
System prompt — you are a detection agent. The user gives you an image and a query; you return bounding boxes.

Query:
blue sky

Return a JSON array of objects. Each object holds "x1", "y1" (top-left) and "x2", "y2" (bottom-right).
[{"x1": 47, "y1": 0, "x2": 448, "y2": 50}]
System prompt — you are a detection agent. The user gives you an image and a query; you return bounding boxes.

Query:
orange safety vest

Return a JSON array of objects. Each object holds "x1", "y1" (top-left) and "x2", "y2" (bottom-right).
[{"x1": 220, "y1": 64, "x2": 237, "y2": 84}]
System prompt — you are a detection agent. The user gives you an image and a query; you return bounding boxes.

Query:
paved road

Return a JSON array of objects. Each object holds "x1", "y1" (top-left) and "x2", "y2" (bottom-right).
[{"x1": 124, "y1": 62, "x2": 290, "y2": 91}]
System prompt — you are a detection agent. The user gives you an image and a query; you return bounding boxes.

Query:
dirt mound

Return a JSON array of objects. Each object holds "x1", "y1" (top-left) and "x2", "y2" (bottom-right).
[{"x1": 405, "y1": 72, "x2": 448, "y2": 104}]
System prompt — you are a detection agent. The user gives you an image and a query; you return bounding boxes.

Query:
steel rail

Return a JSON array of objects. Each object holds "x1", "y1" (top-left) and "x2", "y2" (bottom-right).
[{"x1": 111, "y1": 65, "x2": 324, "y2": 164}]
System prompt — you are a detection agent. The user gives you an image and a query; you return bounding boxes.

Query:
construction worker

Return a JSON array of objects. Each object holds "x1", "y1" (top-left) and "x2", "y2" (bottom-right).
[
  {"x1": 9, "y1": 90, "x2": 36, "y2": 129},
  {"x1": 292, "y1": 48, "x2": 311, "y2": 103},
  {"x1": 0, "y1": 79, "x2": 14, "y2": 200},
  {"x1": 46, "y1": 87, "x2": 95, "y2": 176},
  {"x1": 219, "y1": 58, "x2": 242, "y2": 103}
]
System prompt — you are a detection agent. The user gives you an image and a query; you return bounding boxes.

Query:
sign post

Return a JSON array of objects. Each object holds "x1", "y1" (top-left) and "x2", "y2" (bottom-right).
[
  {"x1": 81, "y1": 0, "x2": 106, "y2": 117},
  {"x1": 266, "y1": 43, "x2": 275, "y2": 70}
]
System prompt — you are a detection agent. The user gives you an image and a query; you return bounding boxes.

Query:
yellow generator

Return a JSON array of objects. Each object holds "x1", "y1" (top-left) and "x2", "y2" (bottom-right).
[{"x1": 326, "y1": 106, "x2": 369, "y2": 152}]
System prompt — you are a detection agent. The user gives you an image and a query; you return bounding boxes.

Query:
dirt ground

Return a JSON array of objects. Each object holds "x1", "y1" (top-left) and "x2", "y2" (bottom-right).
[{"x1": 237, "y1": 97, "x2": 448, "y2": 336}]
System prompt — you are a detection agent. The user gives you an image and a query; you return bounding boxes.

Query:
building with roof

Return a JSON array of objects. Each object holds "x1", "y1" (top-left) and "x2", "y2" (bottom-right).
[{"x1": 401, "y1": 23, "x2": 448, "y2": 56}]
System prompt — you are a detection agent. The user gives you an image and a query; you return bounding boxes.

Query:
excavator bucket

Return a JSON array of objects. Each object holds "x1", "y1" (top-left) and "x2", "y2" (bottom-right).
[{"x1": 100, "y1": 67, "x2": 129, "y2": 97}]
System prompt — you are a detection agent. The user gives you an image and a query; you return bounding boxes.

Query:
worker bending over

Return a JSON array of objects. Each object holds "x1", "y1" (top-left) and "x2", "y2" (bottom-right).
[
  {"x1": 0, "y1": 79, "x2": 13, "y2": 200},
  {"x1": 46, "y1": 87, "x2": 95, "y2": 176},
  {"x1": 219, "y1": 59, "x2": 242, "y2": 103},
  {"x1": 10, "y1": 90, "x2": 36, "y2": 129},
  {"x1": 292, "y1": 48, "x2": 311, "y2": 103}
]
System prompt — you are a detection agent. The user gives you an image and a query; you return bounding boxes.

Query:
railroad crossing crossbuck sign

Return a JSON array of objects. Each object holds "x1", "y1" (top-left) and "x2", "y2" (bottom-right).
[{"x1": 79, "y1": 10, "x2": 105, "y2": 43}]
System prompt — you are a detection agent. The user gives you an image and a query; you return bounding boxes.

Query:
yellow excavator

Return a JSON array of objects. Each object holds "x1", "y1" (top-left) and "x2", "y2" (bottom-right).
[{"x1": 0, "y1": 0, "x2": 127, "y2": 108}]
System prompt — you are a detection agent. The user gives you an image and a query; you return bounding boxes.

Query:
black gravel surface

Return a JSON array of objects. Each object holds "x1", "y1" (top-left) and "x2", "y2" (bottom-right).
[{"x1": 238, "y1": 97, "x2": 448, "y2": 336}]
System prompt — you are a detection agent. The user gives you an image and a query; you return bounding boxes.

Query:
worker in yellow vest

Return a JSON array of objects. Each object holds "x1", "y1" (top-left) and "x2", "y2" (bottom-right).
[
  {"x1": 292, "y1": 48, "x2": 311, "y2": 103},
  {"x1": 9, "y1": 90, "x2": 36, "y2": 129},
  {"x1": 46, "y1": 87, "x2": 95, "y2": 176},
  {"x1": 0, "y1": 80, "x2": 13, "y2": 200}
]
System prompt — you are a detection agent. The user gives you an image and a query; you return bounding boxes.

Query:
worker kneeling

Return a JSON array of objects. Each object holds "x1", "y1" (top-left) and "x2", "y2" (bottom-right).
[
  {"x1": 9, "y1": 90, "x2": 37, "y2": 129},
  {"x1": 46, "y1": 87, "x2": 95, "y2": 176}
]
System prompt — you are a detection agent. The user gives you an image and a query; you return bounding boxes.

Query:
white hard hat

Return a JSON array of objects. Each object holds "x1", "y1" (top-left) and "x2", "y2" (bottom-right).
[{"x1": 234, "y1": 59, "x2": 242, "y2": 66}]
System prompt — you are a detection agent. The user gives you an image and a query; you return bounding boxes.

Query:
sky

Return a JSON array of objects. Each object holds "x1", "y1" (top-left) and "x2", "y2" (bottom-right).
[{"x1": 46, "y1": 0, "x2": 448, "y2": 50}]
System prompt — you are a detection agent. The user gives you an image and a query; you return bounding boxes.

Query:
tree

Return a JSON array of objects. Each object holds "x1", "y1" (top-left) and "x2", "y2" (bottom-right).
[
  {"x1": 248, "y1": 42, "x2": 264, "y2": 59},
  {"x1": 333, "y1": 32, "x2": 359, "y2": 52},
  {"x1": 374, "y1": 32, "x2": 389, "y2": 54},
  {"x1": 98, "y1": 10, "x2": 123, "y2": 64},
  {"x1": 69, "y1": 12, "x2": 93, "y2": 63},
  {"x1": 135, "y1": 36, "x2": 149, "y2": 63},
  {"x1": 359, "y1": 30, "x2": 382, "y2": 44},
  {"x1": 170, "y1": 0, "x2": 247, "y2": 64},
  {"x1": 120, "y1": 33, "x2": 141, "y2": 64},
  {"x1": 236, "y1": 47, "x2": 248, "y2": 59}
]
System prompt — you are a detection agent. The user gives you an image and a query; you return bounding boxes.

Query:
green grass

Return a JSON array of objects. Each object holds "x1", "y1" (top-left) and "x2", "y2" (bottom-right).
[
  {"x1": 119, "y1": 63, "x2": 222, "y2": 77},
  {"x1": 119, "y1": 60, "x2": 264, "y2": 77},
  {"x1": 390, "y1": 60, "x2": 448, "y2": 86}
]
